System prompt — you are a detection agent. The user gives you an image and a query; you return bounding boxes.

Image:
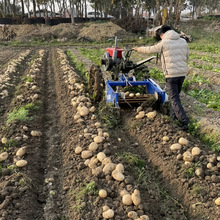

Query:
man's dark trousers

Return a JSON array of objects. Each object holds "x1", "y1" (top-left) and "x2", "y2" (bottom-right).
[{"x1": 166, "y1": 76, "x2": 189, "y2": 126}]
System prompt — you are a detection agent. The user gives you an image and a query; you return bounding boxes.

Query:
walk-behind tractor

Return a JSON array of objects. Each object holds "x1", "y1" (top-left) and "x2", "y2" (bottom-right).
[{"x1": 89, "y1": 36, "x2": 168, "y2": 109}]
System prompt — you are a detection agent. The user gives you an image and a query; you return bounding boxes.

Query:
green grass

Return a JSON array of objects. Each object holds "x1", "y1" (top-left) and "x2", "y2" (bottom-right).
[
  {"x1": 23, "y1": 75, "x2": 34, "y2": 82},
  {"x1": 182, "y1": 162, "x2": 200, "y2": 179},
  {"x1": 187, "y1": 88, "x2": 220, "y2": 111},
  {"x1": 6, "y1": 101, "x2": 41, "y2": 125},
  {"x1": 183, "y1": 73, "x2": 210, "y2": 91},
  {"x1": 73, "y1": 181, "x2": 98, "y2": 212},
  {"x1": 98, "y1": 102, "x2": 120, "y2": 128},
  {"x1": 66, "y1": 50, "x2": 88, "y2": 81},
  {"x1": 4, "y1": 139, "x2": 19, "y2": 148},
  {"x1": 7, "y1": 107, "x2": 32, "y2": 124},
  {"x1": 189, "y1": 61, "x2": 220, "y2": 72},
  {"x1": 116, "y1": 152, "x2": 145, "y2": 169},
  {"x1": 191, "y1": 185, "x2": 207, "y2": 197},
  {"x1": 79, "y1": 48, "x2": 105, "y2": 65},
  {"x1": 188, "y1": 119, "x2": 220, "y2": 152},
  {"x1": 189, "y1": 53, "x2": 220, "y2": 64},
  {"x1": 149, "y1": 68, "x2": 165, "y2": 83},
  {"x1": 189, "y1": 43, "x2": 220, "y2": 54}
]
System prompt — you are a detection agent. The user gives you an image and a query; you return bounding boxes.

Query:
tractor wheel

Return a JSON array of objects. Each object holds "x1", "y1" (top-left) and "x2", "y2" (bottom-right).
[{"x1": 89, "y1": 64, "x2": 105, "y2": 102}]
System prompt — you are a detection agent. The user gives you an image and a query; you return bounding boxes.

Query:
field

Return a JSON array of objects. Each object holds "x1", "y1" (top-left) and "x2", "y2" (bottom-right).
[{"x1": 0, "y1": 20, "x2": 220, "y2": 220}]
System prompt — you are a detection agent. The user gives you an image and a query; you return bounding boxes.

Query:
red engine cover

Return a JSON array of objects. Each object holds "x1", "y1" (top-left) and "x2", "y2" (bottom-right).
[{"x1": 106, "y1": 47, "x2": 124, "y2": 58}]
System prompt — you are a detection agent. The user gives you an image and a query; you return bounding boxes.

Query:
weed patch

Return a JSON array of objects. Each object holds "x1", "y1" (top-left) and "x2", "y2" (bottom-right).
[
  {"x1": 181, "y1": 162, "x2": 200, "y2": 179},
  {"x1": 149, "y1": 68, "x2": 165, "y2": 83},
  {"x1": 5, "y1": 139, "x2": 19, "y2": 148},
  {"x1": 191, "y1": 185, "x2": 207, "y2": 197},
  {"x1": 188, "y1": 120, "x2": 220, "y2": 152},
  {"x1": 66, "y1": 50, "x2": 88, "y2": 82},
  {"x1": 79, "y1": 48, "x2": 105, "y2": 65},
  {"x1": 7, "y1": 107, "x2": 32, "y2": 124},
  {"x1": 187, "y1": 88, "x2": 220, "y2": 111},
  {"x1": 189, "y1": 53, "x2": 220, "y2": 64},
  {"x1": 98, "y1": 102, "x2": 120, "y2": 128},
  {"x1": 116, "y1": 152, "x2": 145, "y2": 169},
  {"x1": 72, "y1": 181, "x2": 98, "y2": 212}
]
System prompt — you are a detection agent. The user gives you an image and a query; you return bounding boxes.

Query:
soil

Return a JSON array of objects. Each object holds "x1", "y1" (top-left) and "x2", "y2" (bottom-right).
[
  {"x1": 0, "y1": 22, "x2": 130, "y2": 43},
  {"x1": 0, "y1": 46, "x2": 219, "y2": 220},
  {"x1": 0, "y1": 20, "x2": 220, "y2": 220}
]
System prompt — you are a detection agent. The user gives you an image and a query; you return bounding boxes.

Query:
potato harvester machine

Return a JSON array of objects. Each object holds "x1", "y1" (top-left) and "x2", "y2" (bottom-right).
[{"x1": 89, "y1": 36, "x2": 168, "y2": 108}]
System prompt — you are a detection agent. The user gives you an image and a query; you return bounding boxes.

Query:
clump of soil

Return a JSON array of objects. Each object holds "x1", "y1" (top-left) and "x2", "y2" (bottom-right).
[
  {"x1": 77, "y1": 22, "x2": 133, "y2": 41},
  {"x1": 0, "y1": 22, "x2": 132, "y2": 43},
  {"x1": 14, "y1": 23, "x2": 83, "y2": 42}
]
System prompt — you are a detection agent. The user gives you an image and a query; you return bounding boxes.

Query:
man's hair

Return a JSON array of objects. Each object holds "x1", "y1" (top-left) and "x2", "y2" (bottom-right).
[{"x1": 159, "y1": 25, "x2": 172, "y2": 35}]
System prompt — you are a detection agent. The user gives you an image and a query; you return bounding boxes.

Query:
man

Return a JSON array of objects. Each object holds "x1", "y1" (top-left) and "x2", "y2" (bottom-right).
[{"x1": 133, "y1": 25, "x2": 189, "y2": 130}]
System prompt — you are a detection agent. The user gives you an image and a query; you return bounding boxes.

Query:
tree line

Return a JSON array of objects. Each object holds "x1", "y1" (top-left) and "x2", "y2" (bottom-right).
[{"x1": 0, "y1": 0, "x2": 219, "y2": 25}]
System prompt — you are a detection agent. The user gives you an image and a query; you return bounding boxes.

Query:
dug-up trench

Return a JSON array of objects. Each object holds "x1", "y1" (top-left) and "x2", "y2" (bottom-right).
[{"x1": 0, "y1": 47, "x2": 219, "y2": 220}]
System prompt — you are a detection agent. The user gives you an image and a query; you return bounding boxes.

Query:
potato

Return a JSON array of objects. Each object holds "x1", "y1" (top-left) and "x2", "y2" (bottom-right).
[
  {"x1": 95, "y1": 122, "x2": 102, "y2": 128},
  {"x1": 103, "y1": 209, "x2": 114, "y2": 219},
  {"x1": 115, "y1": 163, "x2": 124, "y2": 173},
  {"x1": 112, "y1": 170, "x2": 125, "y2": 181},
  {"x1": 79, "y1": 106, "x2": 89, "y2": 116},
  {"x1": 84, "y1": 159, "x2": 90, "y2": 166},
  {"x1": 16, "y1": 147, "x2": 27, "y2": 157},
  {"x1": 207, "y1": 163, "x2": 213, "y2": 169},
  {"x1": 103, "y1": 163, "x2": 116, "y2": 174},
  {"x1": 90, "y1": 157, "x2": 99, "y2": 165},
  {"x1": 215, "y1": 197, "x2": 220, "y2": 205},
  {"x1": 125, "y1": 91, "x2": 130, "y2": 96},
  {"x1": 92, "y1": 166, "x2": 102, "y2": 176},
  {"x1": 162, "y1": 136, "x2": 169, "y2": 141},
  {"x1": 140, "y1": 215, "x2": 150, "y2": 220},
  {"x1": 31, "y1": 130, "x2": 42, "y2": 137},
  {"x1": 76, "y1": 118, "x2": 84, "y2": 124},
  {"x1": 99, "y1": 189, "x2": 107, "y2": 198},
  {"x1": 129, "y1": 93, "x2": 134, "y2": 97},
  {"x1": 122, "y1": 194, "x2": 133, "y2": 205},
  {"x1": 178, "y1": 137, "x2": 189, "y2": 145},
  {"x1": 94, "y1": 136, "x2": 104, "y2": 144},
  {"x1": 120, "y1": 189, "x2": 129, "y2": 197},
  {"x1": 89, "y1": 142, "x2": 99, "y2": 151},
  {"x1": 136, "y1": 111, "x2": 145, "y2": 119},
  {"x1": 81, "y1": 150, "x2": 93, "y2": 159},
  {"x1": 191, "y1": 147, "x2": 201, "y2": 156},
  {"x1": 103, "y1": 132, "x2": 109, "y2": 138},
  {"x1": 136, "y1": 106, "x2": 143, "y2": 113},
  {"x1": 128, "y1": 211, "x2": 138, "y2": 219},
  {"x1": 90, "y1": 106, "x2": 96, "y2": 113},
  {"x1": 131, "y1": 189, "x2": 141, "y2": 206},
  {"x1": 183, "y1": 151, "x2": 194, "y2": 162},
  {"x1": 195, "y1": 167, "x2": 204, "y2": 177},
  {"x1": 136, "y1": 93, "x2": 141, "y2": 97},
  {"x1": 98, "y1": 131, "x2": 103, "y2": 137},
  {"x1": 103, "y1": 205, "x2": 110, "y2": 212},
  {"x1": 16, "y1": 160, "x2": 27, "y2": 167},
  {"x1": 97, "y1": 152, "x2": 106, "y2": 162},
  {"x1": 170, "y1": 143, "x2": 182, "y2": 151},
  {"x1": 1, "y1": 137, "x2": 7, "y2": 144},
  {"x1": 102, "y1": 157, "x2": 112, "y2": 165},
  {"x1": 75, "y1": 146, "x2": 83, "y2": 155},
  {"x1": 0, "y1": 152, "x2": 8, "y2": 161},
  {"x1": 74, "y1": 114, "x2": 81, "y2": 120},
  {"x1": 91, "y1": 115, "x2": 96, "y2": 120},
  {"x1": 146, "y1": 110, "x2": 157, "y2": 119}
]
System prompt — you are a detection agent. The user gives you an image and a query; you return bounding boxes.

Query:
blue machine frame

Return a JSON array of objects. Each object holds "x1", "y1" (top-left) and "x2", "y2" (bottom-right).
[{"x1": 106, "y1": 79, "x2": 167, "y2": 107}]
